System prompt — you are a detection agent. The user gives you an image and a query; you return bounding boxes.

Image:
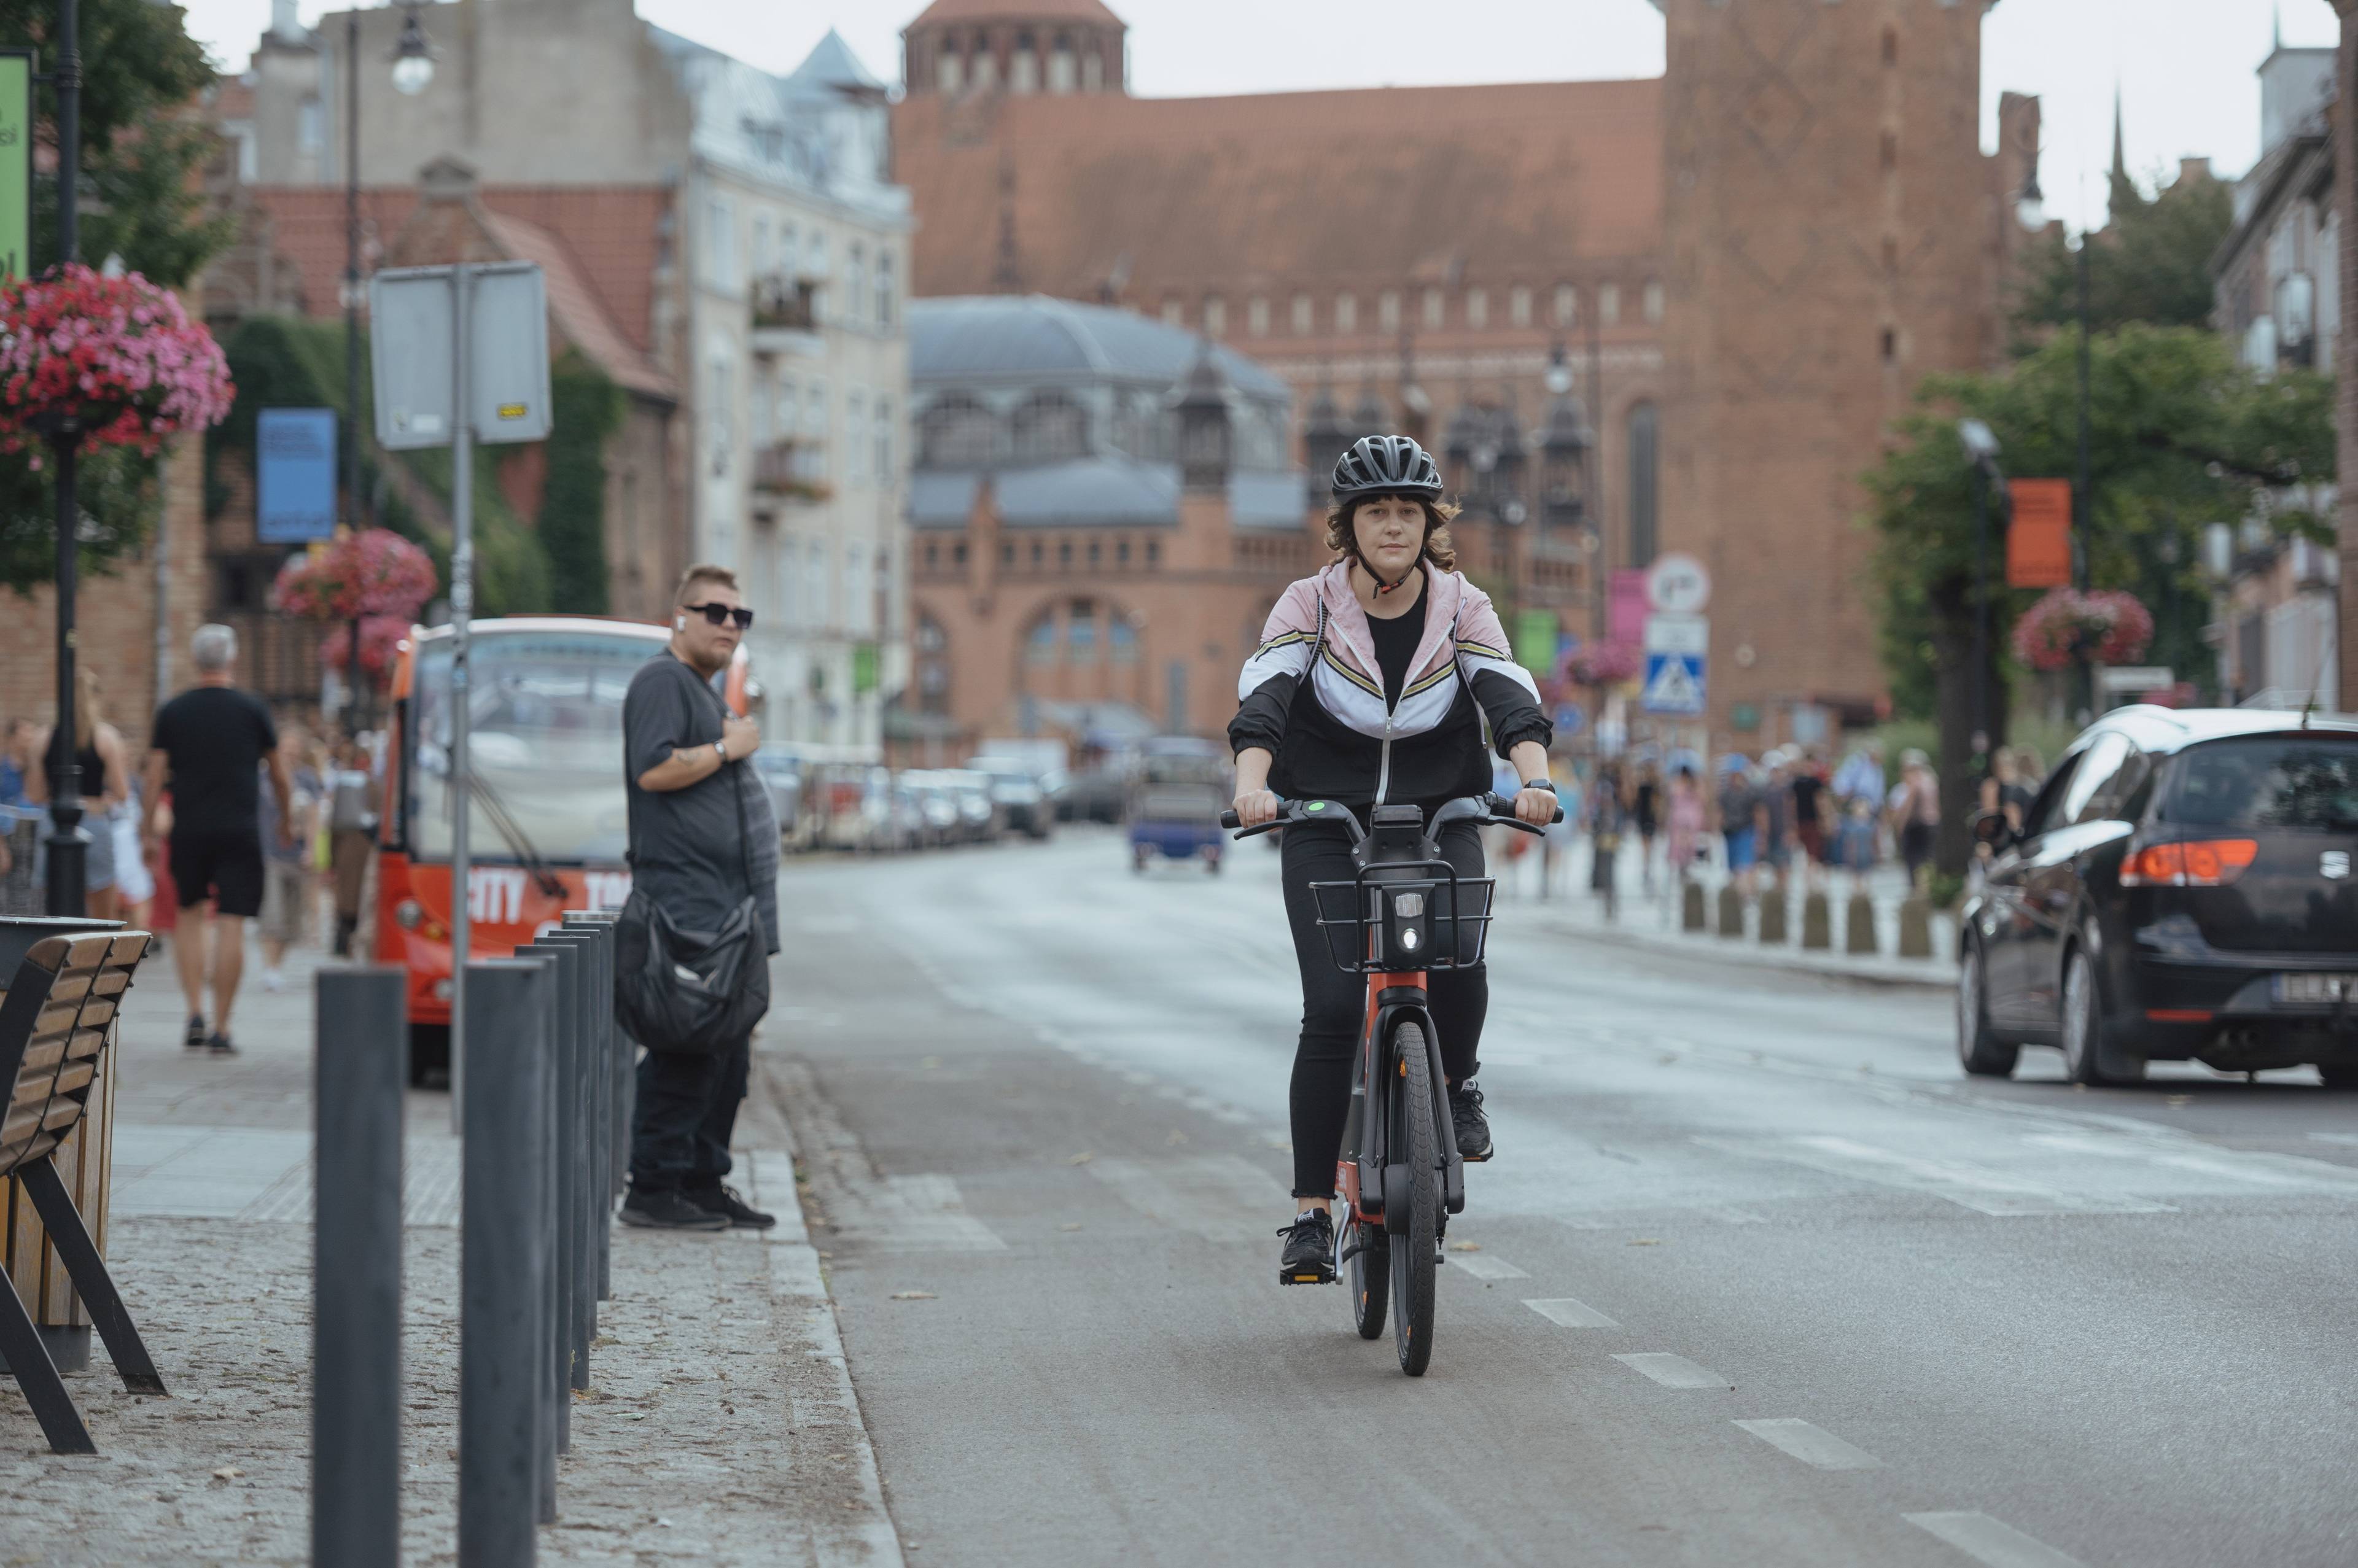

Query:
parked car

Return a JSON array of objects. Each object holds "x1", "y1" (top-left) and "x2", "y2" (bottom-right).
[
  {"x1": 938, "y1": 769, "x2": 1003, "y2": 843},
  {"x1": 899, "y1": 771, "x2": 963, "y2": 848},
  {"x1": 1959, "y1": 707, "x2": 2358, "y2": 1086},
  {"x1": 969, "y1": 756, "x2": 1055, "y2": 840},
  {"x1": 749, "y1": 747, "x2": 803, "y2": 846},
  {"x1": 1058, "y1": 766, "x2": 1130, "y2": 824},
  {"x1": 1127, "y1": 736, "x2": 1229, "y2": 874}
]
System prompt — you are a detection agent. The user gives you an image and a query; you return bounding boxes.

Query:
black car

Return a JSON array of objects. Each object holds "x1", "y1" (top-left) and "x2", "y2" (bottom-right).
[{"x1": 1960, "y1": 707, "x2": 2358, "y2": 1086}]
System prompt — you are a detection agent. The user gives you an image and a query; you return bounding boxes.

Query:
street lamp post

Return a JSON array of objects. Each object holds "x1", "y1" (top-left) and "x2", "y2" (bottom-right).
[
  {"x1": 2015, "y1": 166, "x2": 2096, "y2": 720},
  {"x1": 1958, "y1": 418, "x2": 2003, "y2": 773},
  {"x1": 338, "y1": 4, "x2": 437, "y2": 738},
  {"x1": 42, "y1": 0, "x2": 84, "y2": 917}
]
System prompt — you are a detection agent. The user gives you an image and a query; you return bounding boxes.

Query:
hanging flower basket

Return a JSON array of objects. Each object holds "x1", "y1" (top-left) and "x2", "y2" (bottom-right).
[
  {"x1": 316, "y1": 614, "x2": 413, "y2": 678},
  {"x1": 1565, "y1": 640, "x2": 1642, "y2": 689},
  {"x1": 0, "y1": 263, "x2": 233, "y2": 455},
  {"x1": 271, "y1": 527, "x2": 438, "y2": 625},
  {"x1": 2012, "y1": 588, "x2": 2154, "y2": 672}
]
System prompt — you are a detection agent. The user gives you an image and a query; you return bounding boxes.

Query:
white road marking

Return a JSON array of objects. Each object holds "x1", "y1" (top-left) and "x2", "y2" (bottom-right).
[
  {"x1": 1088, "y1": 1155, "x2": 1294, "y2": 1242},
  {"x1": 1613, "y1": 1352, "x2": 1727, "y2": 1388},
  {"x1": 2028, "y1": 1131, "x2": 2358, "y2": 1190},
  {"x1": 1449, "y1": 1253, "x2": 1530, "y2": 1281},
  {"x1": 1524, "y1": 1297, "x2": 1617, "y2": 1327},
  {"x1": 1699, "y1": 1135, "x2": 2174, "y2": 1217},
  {"x1": 1694, "y1": 1204, "x2": 1765, "y2": 1225},
  {"x1": 2308, "y1": 1132, "x2": 2358, "y2": 1146},
  {"x1": 828, "y1": 1173, "x2": 1010, "y2": 1254},
  {"x1": 1905, "y1": 1511, "x2": 2086, "y2": 1568},
  {"x1": 1733, "y1": 1418, "x2": 1883, "y2": 1470}
]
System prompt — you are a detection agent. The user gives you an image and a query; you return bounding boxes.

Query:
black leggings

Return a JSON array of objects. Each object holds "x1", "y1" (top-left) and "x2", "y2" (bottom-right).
[{"x1": 1281, "y1": 819, "x2": 1487, "y2": 1199}]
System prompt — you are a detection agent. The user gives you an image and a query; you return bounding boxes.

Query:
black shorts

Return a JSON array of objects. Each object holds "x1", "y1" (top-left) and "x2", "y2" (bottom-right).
[{"x1": 171, "y1": 829, "x2": 265, "y2": 917}]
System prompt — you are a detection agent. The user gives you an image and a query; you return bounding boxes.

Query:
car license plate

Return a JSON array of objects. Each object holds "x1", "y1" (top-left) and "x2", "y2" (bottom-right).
[{"x1": 2273, "y1": 972, "x2": 2358, "y2": 1006}]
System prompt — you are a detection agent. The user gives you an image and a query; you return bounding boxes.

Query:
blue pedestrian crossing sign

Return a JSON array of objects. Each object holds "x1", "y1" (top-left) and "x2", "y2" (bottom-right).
[{"x1": 1641, "y1": 651, "x2": 1707, "y2": 715}]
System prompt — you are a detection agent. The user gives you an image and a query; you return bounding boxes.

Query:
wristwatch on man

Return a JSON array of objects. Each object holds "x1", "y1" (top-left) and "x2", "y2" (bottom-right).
[{"x1": 714, "y1": 739, "x2": 728, "y2": 764}]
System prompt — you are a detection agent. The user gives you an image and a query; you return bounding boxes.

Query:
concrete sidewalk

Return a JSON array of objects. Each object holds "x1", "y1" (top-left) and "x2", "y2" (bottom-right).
[
  {"x1": 1492, "y1": 835, "x2": 1960, "y2": 992},
  {"x1": 0, "y1": 932, "x2": 900, "y2": 1566}
]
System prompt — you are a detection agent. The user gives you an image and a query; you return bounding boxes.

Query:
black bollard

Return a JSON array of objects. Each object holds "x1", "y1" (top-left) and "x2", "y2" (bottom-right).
[
  {"x1": 459, "y1": 958, "x2": 553, "y2": 1566},
  {"x1": 313, "y1": 966, "x2": 407, "y2": 1568},
  {"x1": 524, "y1": 938, "x2": 582, "y2": 1460},
  {"x1": 539, "y1": 932, "x2": 602, "y2": 1393},
  {"x1": 564, "y1": 916, "x2": 617, "y2": 1303}
]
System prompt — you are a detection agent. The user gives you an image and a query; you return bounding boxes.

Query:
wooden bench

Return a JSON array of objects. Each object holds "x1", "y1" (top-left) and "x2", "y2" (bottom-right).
[{"x1": 0, "y1": 932, "x2": 166, "y2": 1453}]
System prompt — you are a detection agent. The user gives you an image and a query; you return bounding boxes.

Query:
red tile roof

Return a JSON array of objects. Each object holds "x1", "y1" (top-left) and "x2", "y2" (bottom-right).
[
  {"x1": 893, "y1": 77, "x2": 1663, "y2": 303},
  {"x1": 478, "y1": 209, "x2": 675, "y2": 400},
  {"x1": 241, "y1": 184, "x2": 670, "y2": 354}
]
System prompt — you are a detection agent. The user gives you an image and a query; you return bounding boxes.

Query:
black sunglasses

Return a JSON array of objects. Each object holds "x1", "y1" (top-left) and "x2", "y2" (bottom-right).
[{"x1": 683, "y1": 602, "x2": 754, "y2": 629}]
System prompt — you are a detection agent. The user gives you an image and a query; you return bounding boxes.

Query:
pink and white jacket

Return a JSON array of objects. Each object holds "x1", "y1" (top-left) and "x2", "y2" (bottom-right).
[{"x1": 1228, "y1": 561, "x2": 1549, "y2": 809}]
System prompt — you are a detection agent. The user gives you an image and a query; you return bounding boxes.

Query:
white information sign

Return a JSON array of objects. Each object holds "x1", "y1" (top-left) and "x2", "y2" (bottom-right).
[{"x1": 1644, "y1": 552, "x2": 1711, "y2": 615}]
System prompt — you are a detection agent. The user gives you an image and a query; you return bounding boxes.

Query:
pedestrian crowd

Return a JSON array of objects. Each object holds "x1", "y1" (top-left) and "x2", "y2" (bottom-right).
[
  {"x1": 1508, "y1": 736, "x2": 2052, "y2": 919},
  {"x1": 2, "y1": 623, "x2": 383, "y2": 1051}
]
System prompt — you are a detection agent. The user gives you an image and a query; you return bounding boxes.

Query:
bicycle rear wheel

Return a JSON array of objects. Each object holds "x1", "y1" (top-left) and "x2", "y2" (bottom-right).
[
  {"x1": 1388, "y1": 1020, "x2": 1439, "y2": 1376},
  {"x1": 1349, "y1": 1220, "x2": 1388, "y2": 1339}
]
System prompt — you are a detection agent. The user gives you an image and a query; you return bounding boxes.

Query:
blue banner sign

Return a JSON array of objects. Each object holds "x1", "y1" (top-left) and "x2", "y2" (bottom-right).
[{"x1": 257, "y1": 408, "x2": 338, "y2": 543}]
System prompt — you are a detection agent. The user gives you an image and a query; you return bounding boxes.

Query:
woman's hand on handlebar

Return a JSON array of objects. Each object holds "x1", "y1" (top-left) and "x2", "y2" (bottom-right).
[
  {"x1": 1514, "y1": 783, "x2": 1560, "y2": 826},
  {"x1": 1233, "y1": 788, "x2": 1282, "y2": 829}
]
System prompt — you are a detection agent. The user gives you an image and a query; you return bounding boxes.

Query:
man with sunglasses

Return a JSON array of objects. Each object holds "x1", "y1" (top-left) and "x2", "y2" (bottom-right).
[{"x1": 618, "y1": 564, "x2": 782, "y2": 1232}]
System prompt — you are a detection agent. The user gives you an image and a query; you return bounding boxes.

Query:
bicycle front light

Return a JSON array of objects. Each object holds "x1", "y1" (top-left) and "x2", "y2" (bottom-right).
[{"x1": 1389, "y1": 890, "x2": 1428, "y2": 960}]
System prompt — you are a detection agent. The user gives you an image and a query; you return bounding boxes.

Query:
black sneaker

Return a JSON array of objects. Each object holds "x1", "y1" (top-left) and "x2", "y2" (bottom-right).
[
  {"x1": 685, "y1": 1184, "x2": 776, "y2": 1231},
  {"x1": 1449, "y1": 1081, "x2": 1493, "y2": 1162},
  {"x1": 184, "y1": 1014, "x2": 208, "y2": 1050},
  {"x1": 620, "y1": 1189, "x2": 730, "y2": 1232},
  {"x1": 205, "y1": 1032, "x2": 239, "y2": 1058},
  {"x1": 1276, "y1": 1209, "x2": 1336, "y2": 1285}
]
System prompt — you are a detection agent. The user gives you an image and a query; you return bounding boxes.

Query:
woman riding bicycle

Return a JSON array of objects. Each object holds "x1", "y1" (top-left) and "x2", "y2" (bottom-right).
[{"x1": 1229, "y1": 434, "x2": 1557, "y2": 1284}]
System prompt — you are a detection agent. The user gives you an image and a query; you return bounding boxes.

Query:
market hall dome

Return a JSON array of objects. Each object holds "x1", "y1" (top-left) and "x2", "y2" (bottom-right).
[
  {"x1": 901, "y1": 0, "x2": 1128, "y2": 98},
  {"x1": 907, "y1": 293, "x2": 1302, "y2": 534}
]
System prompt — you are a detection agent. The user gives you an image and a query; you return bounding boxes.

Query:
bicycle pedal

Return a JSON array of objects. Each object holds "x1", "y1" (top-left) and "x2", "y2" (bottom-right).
[
  {"x1": 1280, "y1": 1269, "x2": 1335, "y2": 1286},
  {"x1": 1459, "y1": 1149, "x2": 1494, "y2": 1163}
]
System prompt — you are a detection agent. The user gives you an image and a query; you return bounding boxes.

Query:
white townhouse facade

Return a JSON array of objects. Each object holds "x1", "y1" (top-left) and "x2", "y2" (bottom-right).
[{"x1": 660, "y1": 33, "x2": 914, "y2": 750}]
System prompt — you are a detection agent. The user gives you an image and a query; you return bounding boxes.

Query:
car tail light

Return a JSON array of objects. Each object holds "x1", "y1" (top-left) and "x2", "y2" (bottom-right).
[{"x1": 2119, "y1": 838, "x2": 2259, "y2": 888}]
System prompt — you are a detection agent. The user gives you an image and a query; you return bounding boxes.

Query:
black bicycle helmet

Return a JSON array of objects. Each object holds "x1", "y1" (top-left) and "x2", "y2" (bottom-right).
[{"x1": 1331, "y1": 433, "x2": 1443, "y2": 502}]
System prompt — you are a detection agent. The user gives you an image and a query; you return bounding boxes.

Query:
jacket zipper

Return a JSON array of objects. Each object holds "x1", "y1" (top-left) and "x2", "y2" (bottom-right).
[{"x1": 1376, "y1": 716, "x2": 1395, "y2": 805}]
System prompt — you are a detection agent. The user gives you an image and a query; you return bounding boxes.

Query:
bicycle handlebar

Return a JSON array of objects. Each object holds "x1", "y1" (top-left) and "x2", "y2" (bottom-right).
[{"x1": 1220, "y1": 791, "x2": 1564, "y2": 841}]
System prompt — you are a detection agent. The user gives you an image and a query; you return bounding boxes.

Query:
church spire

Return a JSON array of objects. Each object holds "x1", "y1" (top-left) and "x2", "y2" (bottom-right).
[{"x1": 2110, "y1": 83, "x2": 2126, "y2": 186}]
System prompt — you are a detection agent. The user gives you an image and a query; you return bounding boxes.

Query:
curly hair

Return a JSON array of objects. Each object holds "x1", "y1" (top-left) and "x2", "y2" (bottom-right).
[{"x1": 1323, "y1": 494, "x2": 1461, "y2": 573}]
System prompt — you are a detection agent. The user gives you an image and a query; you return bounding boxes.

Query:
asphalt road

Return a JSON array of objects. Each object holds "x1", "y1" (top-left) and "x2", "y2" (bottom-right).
[{"x1": 764, "y1": 828, "x2": 2358, "y2": 1568}]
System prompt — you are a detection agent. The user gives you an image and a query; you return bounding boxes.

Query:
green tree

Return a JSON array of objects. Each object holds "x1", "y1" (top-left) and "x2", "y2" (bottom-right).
[
  {"x1": 2013, "y1": 167, "x2": 2233, "y2": 340},
  {"x1": 1864, "y1": 326, "x2": 2332, "y2": 879},
  {"x1": 0, "y1": 0, "x2": 235, "y2": 596}
]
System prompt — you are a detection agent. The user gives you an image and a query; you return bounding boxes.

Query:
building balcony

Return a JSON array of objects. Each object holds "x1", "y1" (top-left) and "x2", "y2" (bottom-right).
[
  {"x1": 750, "y1": 277, "x2": 823, "y2": 357},
  {"x1": 752, "y1": 438, "x2": 831, "y2": 505}
]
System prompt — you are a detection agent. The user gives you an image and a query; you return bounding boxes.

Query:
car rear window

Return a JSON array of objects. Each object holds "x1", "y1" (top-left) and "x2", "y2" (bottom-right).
[{"x1": 2160, "y1": 738, "x2": 2358, "y2": 831}]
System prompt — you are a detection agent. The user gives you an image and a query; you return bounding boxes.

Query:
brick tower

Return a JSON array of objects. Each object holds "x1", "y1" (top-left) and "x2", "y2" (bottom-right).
[{"x1": 1659, "y1": 0, "x2": 2001, "y2": 742}]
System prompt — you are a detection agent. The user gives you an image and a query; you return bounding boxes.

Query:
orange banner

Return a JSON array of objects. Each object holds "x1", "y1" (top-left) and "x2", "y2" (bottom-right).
[{"x1": 2006, "y1": 478, "x2": 2072, "y2": 589}]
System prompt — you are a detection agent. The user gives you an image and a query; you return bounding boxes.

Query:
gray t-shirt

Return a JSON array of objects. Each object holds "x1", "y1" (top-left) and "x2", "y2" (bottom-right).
[{"x1": 622, "y1": 652, "x2": 779, "y2": 953}]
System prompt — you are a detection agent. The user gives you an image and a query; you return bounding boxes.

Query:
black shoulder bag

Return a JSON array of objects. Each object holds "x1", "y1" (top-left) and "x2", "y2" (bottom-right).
[{"x1": 613, "y1": 664, "x2": 771, "y2": 1058}]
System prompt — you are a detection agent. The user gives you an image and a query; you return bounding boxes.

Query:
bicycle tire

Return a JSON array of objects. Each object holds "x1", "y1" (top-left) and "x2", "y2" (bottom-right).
[
  {"x1": 1350, "y1": 1220, "x2": 1388, "y2": 1339},
  {"x1": 1389, "y1": 1020, "x2": 1439, "y2": 1376}
]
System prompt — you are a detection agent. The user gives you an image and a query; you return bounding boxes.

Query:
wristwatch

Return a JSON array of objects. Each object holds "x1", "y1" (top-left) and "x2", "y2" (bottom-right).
[{"x1": 713, "y1": 739, "x2": 728, "y2": 763}]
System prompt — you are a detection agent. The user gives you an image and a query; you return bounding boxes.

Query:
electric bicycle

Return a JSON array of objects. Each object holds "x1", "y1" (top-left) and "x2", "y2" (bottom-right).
[{"x1": 1222, "y1": 793, "x2": 1557, "y2": 1375}]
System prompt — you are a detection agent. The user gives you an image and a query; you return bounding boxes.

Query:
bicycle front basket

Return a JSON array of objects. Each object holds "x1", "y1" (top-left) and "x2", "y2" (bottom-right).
[{"x1": 1309, "y1": 863, "x2": 1496, "y2": 973}]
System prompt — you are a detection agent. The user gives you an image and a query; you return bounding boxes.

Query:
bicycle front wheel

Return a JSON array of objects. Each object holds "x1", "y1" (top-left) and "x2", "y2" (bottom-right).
[{"x1": 1388, "y1": 1020, "x2": 1439, "y2": 1376}]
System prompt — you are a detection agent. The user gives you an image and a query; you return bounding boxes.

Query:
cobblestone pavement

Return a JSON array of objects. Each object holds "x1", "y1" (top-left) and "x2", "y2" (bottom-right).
[{"x1": 0, "y1": 929, "x2": 900, "y2": 1566}]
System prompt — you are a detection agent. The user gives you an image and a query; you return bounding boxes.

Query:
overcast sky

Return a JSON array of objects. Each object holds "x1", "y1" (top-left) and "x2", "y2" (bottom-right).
[{"x1": 182, "y1": 0, "x2": 2336, "y2": 233}]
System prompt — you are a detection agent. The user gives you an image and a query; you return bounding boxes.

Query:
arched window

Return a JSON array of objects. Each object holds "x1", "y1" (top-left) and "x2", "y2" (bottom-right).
[
  {"x1": 1010, "y1": 30, "x2": 1038, "y2": 93},
  {"x1": 1109, "y1": 615, "x2": 1139, "y2": 662},
  {"x1": 916, "y1": 611, "x2": 950, "y2": 713},
  {"x1": 919, "y1": 395, "x2": 996, "y2": 468},
  {"x1": 936, "y1": 38, "x2": 963, "y2": 95},
  {"x1": 1010, "y1": 392, "x2": 1088, "y2": 464},
  {"x1": 1626, "y1": 402, "x2": 1659, "y2": 569},
  {"x1": 1554, "y1": 282, "x2": 1578, "y2": 327},
  {"x1": 1067, "y1": 601, "x2": 1097, "y2": 659},
  {"x1": 1048, "y1": 33, "x2": 1077, "y2": 93},
  {"x1": 1025, "y1": 613, "x2": 1057, "y2": 664}
]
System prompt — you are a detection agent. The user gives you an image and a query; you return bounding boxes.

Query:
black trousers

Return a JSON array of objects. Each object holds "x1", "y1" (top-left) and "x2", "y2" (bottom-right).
[
  {"x1": 1281, "y1": 819, "x2": 1487, "y2": 1199},
  {"x1": 629, "y1": 1033, "x2": 750, "y2": 1194}
]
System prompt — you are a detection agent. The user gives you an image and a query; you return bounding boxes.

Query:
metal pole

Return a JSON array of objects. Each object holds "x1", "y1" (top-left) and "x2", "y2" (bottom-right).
[
  {"x1": 345, "y1": 10, "x2": 366, "y2": 738},
  {"x1": 562, "y1": 915, "x2": 615, "y2": 1303},
  {"x1": 2073, "y1": 241, "x2": 2093, "y2": 720},
  {"x1": 42, "y1": 0, "x2": 83, "y2": 919},
  {"x1": 1586, "y1": 289, "x2": 1607, "y2": 643},
  {"x1": 312, "y1": 966, "x2": 406, "y2": 1568},
  {"x1": 458, "y1": 958, "x2": 550, "y2": 1568},
  {"x1": 525, "y1": 937, "x2": 577, "y2": 1469},
  {"x1": 449, "y1": 264, "x2": 475, "y2": 1127},
  {"x1": 1972, "y1": 461, "x2": 1990, "y2": 768}
]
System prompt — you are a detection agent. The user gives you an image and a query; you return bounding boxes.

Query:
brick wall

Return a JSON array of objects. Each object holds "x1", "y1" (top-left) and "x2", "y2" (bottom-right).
[{"x1": 0, "y1": 437, "x2": 213, "y2": 753}]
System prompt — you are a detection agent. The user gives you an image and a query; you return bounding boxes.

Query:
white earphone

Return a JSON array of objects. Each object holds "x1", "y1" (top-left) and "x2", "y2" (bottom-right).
[{"x1": 674, "y1": 615, "x2": 687, "y2": 631}]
